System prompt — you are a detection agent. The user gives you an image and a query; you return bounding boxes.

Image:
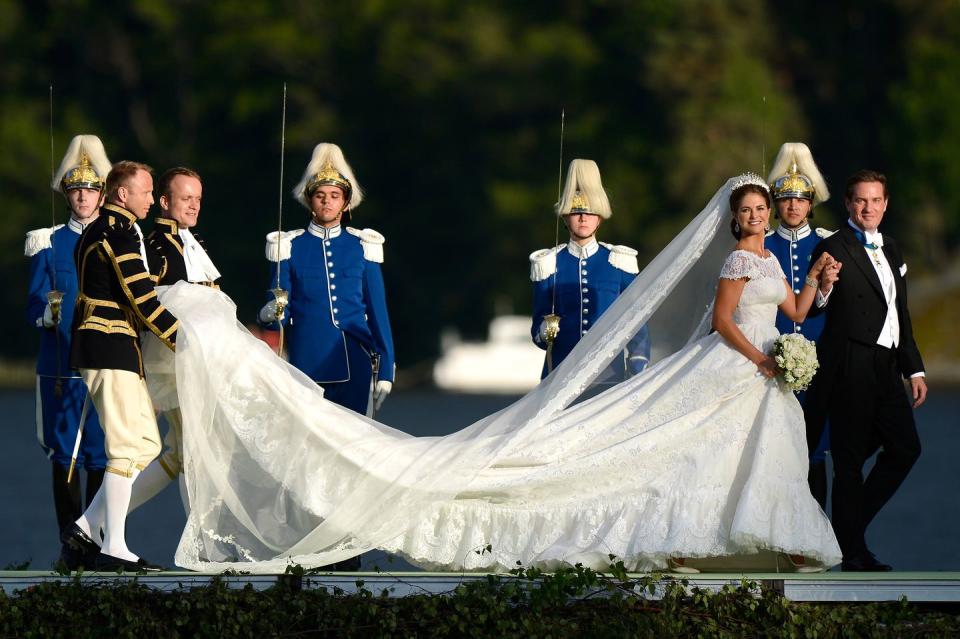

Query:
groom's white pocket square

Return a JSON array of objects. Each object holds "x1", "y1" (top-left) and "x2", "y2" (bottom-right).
[{"x1": 899, "y1": 264, "x2": 908, "y2": 277}]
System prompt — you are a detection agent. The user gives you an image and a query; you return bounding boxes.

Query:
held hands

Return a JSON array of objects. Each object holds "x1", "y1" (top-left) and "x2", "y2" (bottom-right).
[
  {"x1": 373, "y1": 380, "x2": 392, "y2": 411},
  {"x1": 811, "y1": 253, "x2": 842, "y2": 294}
]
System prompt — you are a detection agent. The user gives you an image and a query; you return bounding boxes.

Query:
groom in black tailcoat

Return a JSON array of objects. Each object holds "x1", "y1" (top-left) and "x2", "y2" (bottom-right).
[{"x1": 805, "y1": 169, "x2": 927, "y2": 572}]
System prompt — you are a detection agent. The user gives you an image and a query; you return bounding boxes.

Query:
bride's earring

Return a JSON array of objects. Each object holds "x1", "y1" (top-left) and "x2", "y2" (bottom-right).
[{"x1": 734, "y1": 222, "x2": 740, "y2": 233}]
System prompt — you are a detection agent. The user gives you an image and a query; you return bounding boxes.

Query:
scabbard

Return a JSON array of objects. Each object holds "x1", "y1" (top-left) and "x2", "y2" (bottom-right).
[
  {"x1": 366, "y1": 352, "x2": 381, "y2": 418},
  {"x1": 66, "y1": 392, "x2": 92, "y2": 483}
]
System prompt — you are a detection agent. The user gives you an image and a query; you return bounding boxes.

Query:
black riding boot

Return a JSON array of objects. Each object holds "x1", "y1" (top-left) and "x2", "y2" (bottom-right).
[{"x1": 51, "y1": 463, "x2": 82, "y2": 534}]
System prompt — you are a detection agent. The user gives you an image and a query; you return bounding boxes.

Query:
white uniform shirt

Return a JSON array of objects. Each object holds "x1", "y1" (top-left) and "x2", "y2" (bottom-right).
[{"x1": 179, "y1": 227, "x2": 222, "y2": 283}]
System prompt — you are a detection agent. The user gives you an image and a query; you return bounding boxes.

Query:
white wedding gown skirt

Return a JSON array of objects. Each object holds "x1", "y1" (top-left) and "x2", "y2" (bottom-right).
[{"x1": 145, "y1": 276, "x2": 841, "y2": 573}]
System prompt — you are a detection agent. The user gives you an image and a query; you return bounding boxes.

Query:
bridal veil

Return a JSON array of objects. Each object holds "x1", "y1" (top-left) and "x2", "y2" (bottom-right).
[{"x1": 145, "y1": 178, "x2": 750, "y2": 572}]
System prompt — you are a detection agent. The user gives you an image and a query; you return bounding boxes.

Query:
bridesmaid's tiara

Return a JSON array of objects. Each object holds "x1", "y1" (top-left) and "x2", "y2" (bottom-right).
[{"x1": 731, "y1": 172, "x2": 770, "y2": 192}]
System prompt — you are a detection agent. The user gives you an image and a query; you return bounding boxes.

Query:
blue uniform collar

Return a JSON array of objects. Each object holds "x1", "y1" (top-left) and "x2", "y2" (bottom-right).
[
  {"x1": 67, "y1": 215, "x2": 92, "y2": 234},
  {"x1": 308, "y1": 221, "x2": 342, "y2": 240},
  {"x1": 775, "y1": 222, "x2": 811, "y2": 242},
  {"x1": 566, "y1": 238, "x2": 599, "y2": 259}
]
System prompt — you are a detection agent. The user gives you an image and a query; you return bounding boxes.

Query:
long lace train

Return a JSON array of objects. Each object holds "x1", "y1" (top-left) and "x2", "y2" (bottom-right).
[{"x1": 142, "y1": 177, "x2": 841, "y2": 573}]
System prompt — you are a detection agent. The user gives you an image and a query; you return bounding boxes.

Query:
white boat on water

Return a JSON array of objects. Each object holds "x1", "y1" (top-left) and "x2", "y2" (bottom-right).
[{"x1": 433, "y1": 315, "x2": 543, "y2": 393}]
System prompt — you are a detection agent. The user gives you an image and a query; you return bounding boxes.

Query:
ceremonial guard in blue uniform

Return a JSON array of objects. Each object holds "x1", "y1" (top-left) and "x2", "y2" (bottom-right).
[
  {"x1": 60, "y1": 161, "x2": 178, "y2": 572},
  {"x1": 260, "y1": 143, "x2": 395, "y2": 418},
  {"x1": 25, "y1": 135, "x2": 110, "y2": 539},
  {"x1": 530, "y1": 159, "x2": 650, "y2": 379},
  {"x1": 766, "y1": 142, "x2": 833, "y2": 508},
  {"x1": 127, "y1": 167, "x2": 221, "y2": 517}
]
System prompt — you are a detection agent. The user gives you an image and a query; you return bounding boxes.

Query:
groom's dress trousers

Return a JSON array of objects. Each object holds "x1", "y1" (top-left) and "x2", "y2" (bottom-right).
[
  {"x1": 71, "y1": 203, "x2": 179, "y2": 478},
  {"x1": 145, "y1": 217, "x2": 221, "y2": 479},
  {"x1": 26, "y1": 219, "x2": 106, "y2": 472},
  {"x1": 261, "y1": 222, "x2": 395, "y2": 415},
  {"x1": 530, "y1": 239, "x2": 650, "y2": 379},
  {"x1": 768, "y1": 223, "x2": 831, "y2": 466},
  {"x1": 805, "y1": 223, "x2": 924, "y2": 559}
]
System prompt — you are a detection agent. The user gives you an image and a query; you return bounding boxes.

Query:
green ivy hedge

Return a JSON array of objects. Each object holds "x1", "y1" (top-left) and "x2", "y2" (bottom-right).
[{"x1": 1, "y1": 561, "x2": 957, "y2": 638}]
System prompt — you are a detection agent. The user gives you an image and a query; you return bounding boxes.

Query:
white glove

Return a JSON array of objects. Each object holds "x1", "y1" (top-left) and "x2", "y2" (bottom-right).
[
  {"x1": 373, "y1": 380, "x2": 392, "y2": 411},
  {"x1": 41, "y1": 304, "x2": 57, "y2": 328},
  {"x1": 259, "y1": 300, "x2": 281, "y2": 323},
  {"x1": 537, "y1": 320, "x2": 558, "y2": 343}
]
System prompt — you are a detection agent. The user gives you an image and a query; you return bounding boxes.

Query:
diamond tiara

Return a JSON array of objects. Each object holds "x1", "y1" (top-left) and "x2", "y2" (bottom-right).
[{"x1": 731, "y1": 172, "x2": 770, "y2": 192}]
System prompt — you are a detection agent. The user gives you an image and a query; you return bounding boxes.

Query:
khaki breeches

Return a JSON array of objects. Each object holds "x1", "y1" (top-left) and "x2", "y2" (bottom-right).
[{"x1": 80, "y1": 368, "x2": 161, "y2": 477}]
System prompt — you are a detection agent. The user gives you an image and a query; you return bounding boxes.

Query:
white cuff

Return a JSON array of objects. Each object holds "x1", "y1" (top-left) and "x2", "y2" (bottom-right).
[
  {"x1": 815, "y1": 287, "x2": 832, "y2": 308},
  {"x1": 910, "y1": 372, "x2": 925, "y2": 379}
]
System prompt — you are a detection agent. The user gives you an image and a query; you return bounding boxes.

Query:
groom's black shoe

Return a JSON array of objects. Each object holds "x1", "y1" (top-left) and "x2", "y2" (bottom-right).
[
  {"x1": 93, "y1": 552, "x2": 165, "y2": 573},
  {"x1": 841, "y1": 551, "x2": 892, "y2": 572},
  {"x1": 59, "y1": 523, "x2": 101, "y2": 571}
]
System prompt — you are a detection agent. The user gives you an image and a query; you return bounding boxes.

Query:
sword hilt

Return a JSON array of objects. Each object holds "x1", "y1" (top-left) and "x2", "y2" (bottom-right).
[
  {"x1": 542, "y1": 313, "x2": 560, "y2": 344},
  {"x1": 47, "y1": 289, "x2": 64, "y2": 325},
  {"x1": 270, "y1": 287, "x2": 288, "y2": 322}
]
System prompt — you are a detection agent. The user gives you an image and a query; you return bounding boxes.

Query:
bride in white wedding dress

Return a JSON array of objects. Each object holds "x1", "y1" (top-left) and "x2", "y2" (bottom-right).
[{"x1": 143, "y1": 174, "x2": 842, "y2": 573}]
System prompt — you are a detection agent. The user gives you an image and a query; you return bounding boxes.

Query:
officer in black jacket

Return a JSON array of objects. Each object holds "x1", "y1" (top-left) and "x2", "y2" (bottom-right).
[
  {"x1": 127, "y1": 167, "x2": 221, "y2": 517},
  {"x1": 60, "y1": 161, "x2": 178, "y2": 572}
]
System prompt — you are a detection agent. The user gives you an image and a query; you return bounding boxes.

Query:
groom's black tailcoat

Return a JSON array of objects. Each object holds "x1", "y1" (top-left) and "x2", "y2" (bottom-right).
[{"x1": 805, "y1": 224, "x2": 923, "y2": 560}]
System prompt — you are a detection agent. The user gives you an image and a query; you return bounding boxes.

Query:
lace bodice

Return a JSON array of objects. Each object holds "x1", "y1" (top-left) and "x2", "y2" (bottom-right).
[{"x1": 719, "y1": 250, "x2": 787, "y2": 327}]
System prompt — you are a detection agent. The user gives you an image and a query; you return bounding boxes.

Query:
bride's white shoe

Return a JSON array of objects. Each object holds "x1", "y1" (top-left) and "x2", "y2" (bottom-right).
[
  {"x1": 668, "y1": 557, "x2": 700, "y2": 574},
  {"x1": 781, "y1": 553, "x2": 826, "y2": 573}
]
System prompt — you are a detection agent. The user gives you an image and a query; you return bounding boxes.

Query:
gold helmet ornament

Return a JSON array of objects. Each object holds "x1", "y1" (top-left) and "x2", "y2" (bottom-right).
[
  {"x1": 767, "y1": 142, "x2": 830, "y2": 207},
  {"x1": 556, "y1": 158, "x2": 612, "y2": 219},
  {"x1": 569, "y1": 190, "x2": 590, "y2": 213},
  {"x1": 293, "y1": 142, "x2": 364, "y2": 211},
  {"x1": 52, "y1": 135, "x2": 111, "y2": 194}
]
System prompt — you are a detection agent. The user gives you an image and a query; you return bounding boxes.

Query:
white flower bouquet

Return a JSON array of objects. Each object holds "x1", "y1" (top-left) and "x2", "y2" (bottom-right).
[{"x1": 771, "y1": 333, "x2": 819, "y2": 391}]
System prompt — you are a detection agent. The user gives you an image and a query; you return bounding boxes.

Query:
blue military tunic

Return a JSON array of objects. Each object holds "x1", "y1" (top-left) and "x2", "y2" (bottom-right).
[
  {"x1": 530, "y1": 239, "x2": 650, "y2": 379},
  {"x1": 25, "y1": 219, "x2": 105, "y2": 470},
  {"x1": 768, "y1": 223, "x2": 830, "y2": 338},
  {"x1": 768, "y1": 221, "x2": 833, "y2": 462},
  {"x1": 262, "y1": 222, "x2": 395, "y2": 414}
]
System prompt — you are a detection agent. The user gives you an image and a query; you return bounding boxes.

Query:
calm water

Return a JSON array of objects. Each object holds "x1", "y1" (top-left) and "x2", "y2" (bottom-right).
[{"x1": 1, "y1": 388, "x2": 957, "y2": 571}]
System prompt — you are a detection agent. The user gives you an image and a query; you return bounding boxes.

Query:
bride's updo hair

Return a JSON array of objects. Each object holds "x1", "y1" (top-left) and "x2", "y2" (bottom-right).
[{"x1": 729, "y1": 182, "x2": 772, "y2": 239}]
